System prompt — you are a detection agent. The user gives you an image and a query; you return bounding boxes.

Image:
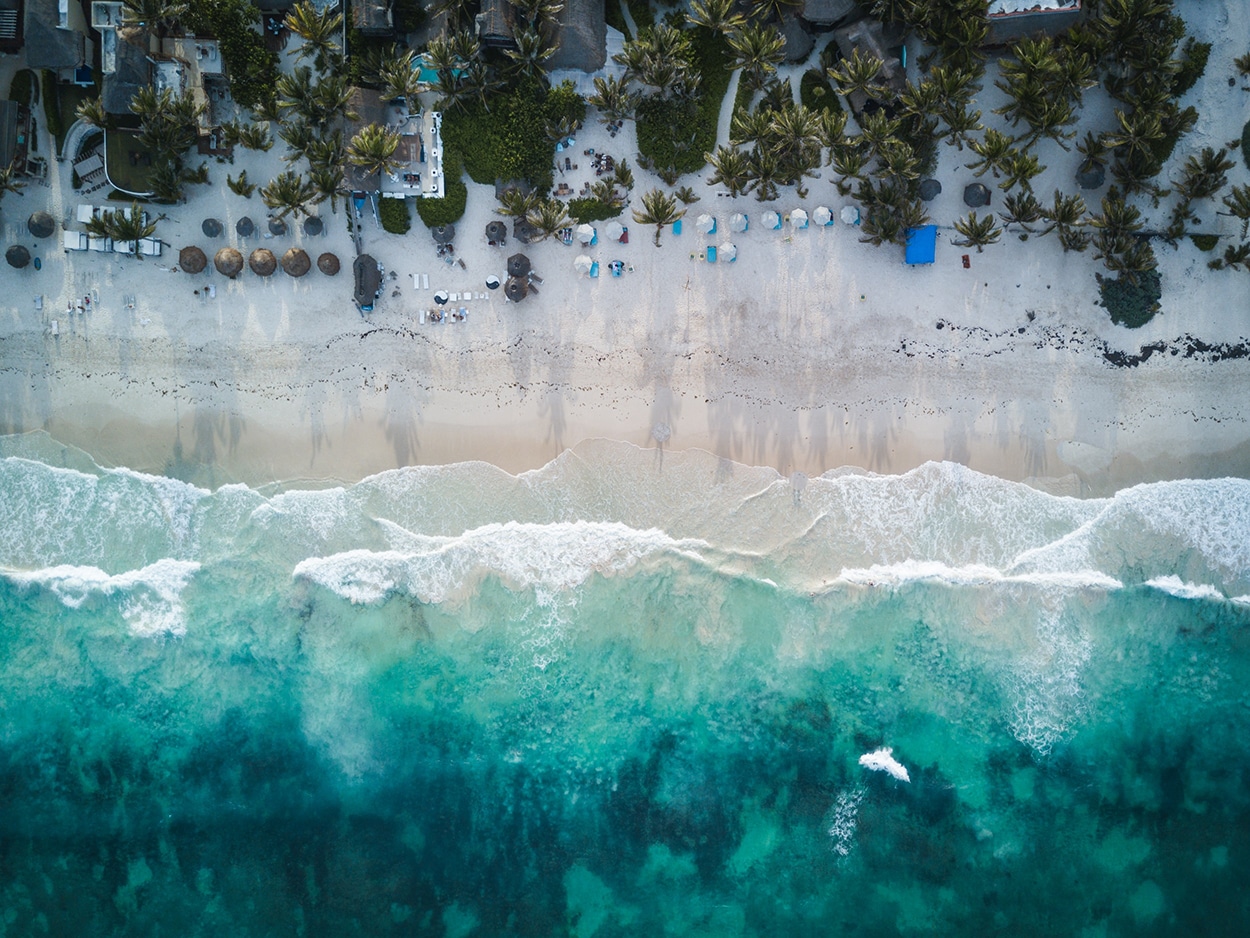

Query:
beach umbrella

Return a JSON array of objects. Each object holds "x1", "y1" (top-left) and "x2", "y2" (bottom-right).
[
  {"x1": 696, "y1": 213, "x2": 715, "y2": 234},
  {"x1": 963, "y1": 183, "x2": 991, "y2": 208},
  {"x1": 432, "y1": 224, "x2": 456, "y2": 244},
  {"x1": 762, "y1": 210, "x2": 781, "y2": 229},
  {"x1": 214, "y1": 246, "x2": 244, "y2": 278},
  {"x1": 179, "y1": 245, "x2": 207, "y2": 274},
  {"x1": 605, "y1": 220, "x2": 625, "y2": 241},
  {"x1": 513, "y1": 218, "x2": 538, "y2": 244},
  {"x1": 249, "y1": 247, "x2": 277, "y2": 276},
  {"x1": 919, "y1": 179, "x2": 942, "y2": 201},
  {"x1": 720, "y1": 242, "x2": 737, "y2": 262},
  {"x1": 504, "y1": 276, "x2": 528, "y2": 302},
  {"x1": 434, "y1": 290, "x2": 449, "y2": 305},
  {"x1": 485, "y1": 220, "x2": 507, "y2": 244},
  {"x1": 507, "y1": 252, "x2": 531, "y2": 277},
  {"x1": 317, "y1": 252, "x2": 340, "y2": 275},
  {"x1": 27, "y1": 211, "x2": 55, "y2": 239},
  {"x1": 268, "y1": 217, "x2": 287, "y2": 236},
  {"x1": 575, "y1": 223, "x2": 595, "y2": 244},
  {"x1": 236, "y1": 216, "x2": 255, "y2": 237},
  {"x1": 574, "y1": 254, "x2": 593, "y2": 275},
  {"x1": 485, "y1": 275, "x2": 500, "y2": 290},
  {"x1": 302, "y1": 216, "x2": 324, "y2": 236},
  {"x1": 281, "y1": 247, "x2": 310, "y2": 277},
  {"x1": 202, "y1": 218, "x2": 223, "y2": 238},
  {"x1": 729, "y1": 212, "x2": 748, "y2": 233},
  {"x1": 812, "y1": 206, "x2": 833, "y2": 226},
  {"x1": 791, "y1": 208, "x2": 808, "y2": 229},
  {"x1": 6, "y1": 245, "x2": 30, "y2": 268},
  {"x1": 840, "y1": 205, "x2": 860, "y2": 225},
  {"x1": 1076, "y1": 165, "x2": 1105, "y2": 190}
]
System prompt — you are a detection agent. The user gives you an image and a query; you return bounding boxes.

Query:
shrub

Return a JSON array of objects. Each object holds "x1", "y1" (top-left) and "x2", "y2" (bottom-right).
[
  {"x1": 1149, "y1": 105, "x2": 1198, "y2": 168},
  {"x1": 379, "y1": 197, "x2": 411, "y2": 234},
  {"x1": 567, "y1": 197, "x2": 623, "y2": 223},
  {"x1": 1190, "y1": 233, "x2": 1218, "y2": 251},
  {"x1": 8, "y1": 69, "x2": 34, "y2": 104},
  {"x1": 416, "y1": 153, "x2": 467, "y2": 226},
  {"x1": 40, "y1": 71, "x2": 62, "y2": 141},
  {"x1": 71, "y1": 169, "x2": 81, "y2": 189},
  {"x1": 184, "y1": 0, "x2": 279, "y2": 109},
  {"x1": 800, "y1": 68, "x2": 842, "y2": 115},
  {"x1": 1098, "y1": 269, "x2": 1162, "y2": 328},
  {"x1": 393, "y1": 0, "x2": 426, "y2": 31},
  {"x1": 1243, "y1": 119, "x2": 1250, "y2": 169},
  {"x1": 1172, "y1": 38, "x2": 1211, "y2": 96},
  {"x1": 547, "y1": 80, "x2": 587, "y2": 127},
  {"x1": 626, "y1": 0, "x2": 654, "y2": 32}
]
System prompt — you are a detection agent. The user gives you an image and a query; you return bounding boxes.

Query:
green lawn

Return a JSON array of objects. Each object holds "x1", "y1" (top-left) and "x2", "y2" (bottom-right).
[
  {"x1": 104, "y1": 128, "x2": 157, "y2": 195},
  {"x1": 55, "y1": 82, "x2": 96, "y2": 152}
]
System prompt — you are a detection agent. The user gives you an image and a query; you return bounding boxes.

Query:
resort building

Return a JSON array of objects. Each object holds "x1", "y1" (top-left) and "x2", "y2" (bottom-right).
[
  {"x1": 25, "y1": 0, "x2": 93, "y2": 86},
  {"x1": 352, "y1": 0, "x2": 394, "y2": 37},
  {"x1": 0, "y1": 0, "x2": 21, "y2": 55},
  {"x1": 345, "y1": 88, "x2": 447, "y2": 202},
  {"x1": 546, "y1": 0, "x2": 607, "y2": 72},
  {"x1": 476, "y1": 0, "x2": 517, "y2": 50},
  {"x1": 0, "y1": 99, "x2": 32, "y2": 172},
  {"x1": 987, "y1": 0, "x2": 1082, "y2": 44}
]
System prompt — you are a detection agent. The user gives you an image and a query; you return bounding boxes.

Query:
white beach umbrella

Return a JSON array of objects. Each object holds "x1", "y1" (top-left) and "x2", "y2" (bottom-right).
[
  {"x1": 576, "y1": 223, "x2": 595, "y2": 244},
  {"x1": 696, "y1": 213, "x2": 716, "y2": 234},
  {"x1": 812, "y1": 206, "x2": 833, "y2": 226},
  {"x1": 605, "y1": 220, "x2": 625, "y2": 241},
  {"x1": 574, "y1": 254, "x2": 593, "y2": 274},
  {"x1": 791, "y1": 208, "x2": 809, "y2": 229},
  {"x1": 728, "y1": 212, "x2": 748, "y2": 233},
  {"x1": 841, "y1": 205, "x2": 860, "y2": 226},
  {"x1": 720, "y1": 242, "x2": 737, "y2": 262},
  {"x1": 762, "y1": 210, "x2": 781, "y2": 230}
]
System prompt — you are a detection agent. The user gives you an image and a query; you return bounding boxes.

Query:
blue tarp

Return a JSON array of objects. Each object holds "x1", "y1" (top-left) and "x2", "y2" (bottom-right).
[{"x1": 905, "y1": 225, "x2": 937, "y2": 265}]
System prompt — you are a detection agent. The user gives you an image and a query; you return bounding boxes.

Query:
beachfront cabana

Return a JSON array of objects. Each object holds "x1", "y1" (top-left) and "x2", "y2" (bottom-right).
[
  {"x1": 303, "y1": 216, "x2": 324, "y2": 236},
  {"x1": 791, "y1": 209, "x2": 809, "y2": 229},
  {"x1": 964, "y1": 183, "x2": 991, "y2": 208},
  {"x1": 905, "y1": 225, "x2": 937, "y2": 265},
  {"x1": 249, "y1": 248, "x2": 277, "y2": 276},
  {"x1": 317, "y1": 252, "x2": 340, "y2": 275},
  {"x1": 696, "y1": 213, "x2": 716, "y2": 235},
  {"x1": 575, "y1": 223, "x2": 595, "y2": 244},
  {"x1": 179, "y1": 246, "x2": 207, "y2": 274},
  {"x1": 486, "y1": 220, "x2": 507, "y2": 244},
  {"x1": 27, "y1": 211, "x2": 55, "y2": 239},
  {"x1": 507, "y1": 253, "x2": 531, "y2": 277},
  {"x1": 6, "y1": 245, "x2": 30, "y2": 268},
  {"x1": 236, "y1": 216, "x2": 255, "y2": 237},
  {"x1": 919, "y1": 179, "x2": 942, "y2": 202},
  {"x1": 605, "y1": 221, "x2": 625, "y2": 242},
  {"x1": 504, "y1": 276, "x2": 529, "y2": 302},
  {"x1": 282, "y1": 248, "x2": 311, "y2": 277},
  {"x1": 574, "y1": 254, "x2": 593, "y2": 275},
  {"x1": 729, "y1": 212, "x2": 748, "y2": 233},
  {"x1": 268, "y1": 217, "x2": 288, "y2": 236},
  {"x1": 202, "y1": 218, "x2": 223, "y2": 238},
  {"x1": 354, "y1": 254, "x2": 382, "y2": 311},
  {"x1": 720, "y1": 242, "x2": 737, "y2": 262},
  {"x1": 214, "y1": 246, "x2": 243, "y2": 278},
  {"x1": 812, "y1": 206, "x2": 833, "y2": 226},
  {"x1": 432, "y1": 224, "x2": 456, "y2": 244},
  {"x1": 762, "y1": 211, "x2": 781, "y2": 230}
]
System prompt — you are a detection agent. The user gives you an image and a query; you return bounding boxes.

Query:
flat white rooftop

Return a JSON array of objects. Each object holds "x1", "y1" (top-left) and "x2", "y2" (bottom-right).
[{"x1": 989, "y1": 0, "x2": 1079, "y2": 13}]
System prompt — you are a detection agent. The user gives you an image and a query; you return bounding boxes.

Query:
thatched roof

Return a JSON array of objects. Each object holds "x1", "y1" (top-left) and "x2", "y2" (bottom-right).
[
  {"x1": 918, "y1": 179, "x2": 942, "y2": 202},
  {"x1": 354, "y1": 253, "x2": 382, "y2": 307},
  {"x1": 547, "y1": 0, "x2": 607, "y2": 71},
  {"x1": 214, "y1": 246, "x2": 244, "y2": 277},
  {"x1": 179, "y1": 246, "x2": 208, "y2": 273},
  {"x1": 249, "y1": 248, "x2": 277, "y2": 276},
  {"x1": 779, "y1": 14, "x2": 814, "y2": 63},
  {"x1": 801, "y1": 0, "x2": 859, "y2": 28},
  {"x1": 351, "y1": 0, "x2": 393, "y2": 35},
  {"x1": 507, "y1": 253, "x2": 531, "y2": 277},
  {"x1": 281, "y1": 247, "x2": 311, "y2": 277},
  {"x1": 202, "y1": 218, "x2": 223, "y2": 238},
  {"x1": 317, "y1": 252, "x2": 341, "y2": 275},
  {"x1": 476, "y1": 0, "x2": 517, "y2": 47},
  {"x1": 5, "y1": 244, "x2": 30, "y2": 268},
  {"x1": 512, "y1": 218, "x2": 538, "y2": 244},
  {"x1": 102, "y1": 37, "x2": 150, "y2": 115},
  {"x1": 963, "y1": 183, "x2": 991, "y2": 208},
  {"x1": 27, "y1": 211, "x2": 55, "y2": 239},
  {"x1": 486, "y1": 220, "x2": 507, "y2": 243},
  {"x1": 236, "y1": 216, "x2": 255, "y2": 237},
  {"x1": 432, "y1": 224, "x2": 455, "y2": 244},
  {"x1": 303, "y1": 216, "x2": 324, "y2": 236},
  {"x1": 268, "y1": 217, "x2": 288, "y2": 236},
  {"x1": 24, "y1": 0, "x2": 83, "y2": 70},
  {"x1": 504, "y1": 276, "x2": 528, "y2": 302},
  {"x1": 344, "y1": 88, "x2": 387, "y2": 192}
]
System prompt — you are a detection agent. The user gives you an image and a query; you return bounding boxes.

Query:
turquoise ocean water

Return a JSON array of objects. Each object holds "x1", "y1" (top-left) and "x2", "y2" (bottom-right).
[{"x1": 1, "y1": 431, "x2": 1248, "y2": 935}]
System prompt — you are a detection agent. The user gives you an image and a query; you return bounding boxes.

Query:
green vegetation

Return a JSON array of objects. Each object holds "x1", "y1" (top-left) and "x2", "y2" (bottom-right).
[
  {"x1": 379, "y1": 197, "x2": 411, "y2": 234},
  {"x1": 626, "y1": 0, "x2": 655, "y2": 32},
  {"x1": 1243, "y1": 119, "x2": 1250, "y2": 169},
  {"x1": 416, "y1": 154, "x2": 467, "y2": 227},
  {"x1": 1172, "y1": 38, "x2": 1211, "y2": 97},
  {"x1": 56, "y1": 82, "x2": 97, "y2": 150},
  {"x1": 567, "y1": 197, "x2": 624, "y2": 223},
  {"x1": 1190, "y1": 233, "x2": 1218, "y2": 251},
  {"x1": 8, "y1": 69, "x2": 33, "y2": 104},
  {"x1": 1098, "y1": 269, "x2": 1162, "y2": 328},
  {"x1": 605, "y1": 0, "x2": 628, "y2": 36},
  {"x1": 40, "y1": 71, "x2": 62, "y2": 142},
  {"x1": 392, "y1": 0, "x2": 426, "y2": 32},
  {"x1": 104, "y1": 129, "x2": 157, "y2": 195},
  {"x1": 184, "y1": 0, "x2": 279, "y2": 109},
  {"x1": 800, "y1": 68, "x2": 842, "y2": 116}
]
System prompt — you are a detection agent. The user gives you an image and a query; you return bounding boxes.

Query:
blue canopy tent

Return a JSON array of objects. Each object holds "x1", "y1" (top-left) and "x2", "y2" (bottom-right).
[{"x1": 904, "y1": 225, "x2": 937, "y2": 265}]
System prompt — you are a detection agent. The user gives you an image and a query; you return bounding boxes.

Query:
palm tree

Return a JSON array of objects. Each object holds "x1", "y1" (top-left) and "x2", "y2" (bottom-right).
[
  {"x1": 939, "y1": 100, "x2": 982, "y2": 150},
  {"x1": 687, "y1": 0, "x2": 745, "y2": 33},
  {"x1": 1101, "y1": 108, "x2": 1165, "y2": 166},
  {"x1": 146, "y1": 161, "x2": 186, "y2": 203},
  {"x1": 1209, "y1": 242, "x2": 1250, "y2": 272},
  {"x1": 817, "y1": 108, "x2": 849, "y2": 152},
  {"x1": 512, "y1": 0, "x2": 565, "y2": 27},
  {"x1": 966, "y1": 129, "x2": 1016, "y2": 179},
  {"x1": 706, "y1": 145, "x2": 754, "y2": 198},
  {"x1": 588, "y1": 75, "x2": 639, "y2": 125},
  {"x1": 830, "y1": 145, "x2": 868, "y2": 195},
  {"x1": 856, "y1": 110, "x2": 901, "y2": 162},
  {"x1": 285, "y1": 0, "x2": 343, "y2": 70},
  {"x1": 1076, "y1": 131, "x2": 1109, "y2": 175},
  {"x1": 87, "y1": 202, "x2": 157, "y2": 257},
  {"x1": 347, "y1": 124, "x2": 402, "y2": 179},
  {"x1": 120, "y1": 0, "x2": 186, "y2": 37},
  {"x1": 505, "y1": 26, "x2": 556, "y2": 80},
  {"x1": 1102, "y1": 238, "x2": 1157, "y2": 280},
  {"x1": 633, "y1": 188, "x2": 685, "y2": 246},
  {"x1": 1000, "y1": 151, "x2": 1046, "y2": 192},
  {"x1": 460, "y1": 60, "x2": 503, "y2": 112},
  {"x1": 747, "y1": 0, "x2": 801, "y2": 26},
  {"x1": 308, "y1": 165, "x2": 344, "y2": 213},
  {"x1": 227, "y1": 170, "x2": 256, "y2": 197},
  {"x1": 497, "y1": 187, "x2": 540, "y2": 218},
  {"x1": 767, "y1": 104, "x2": 821, "y2": 174},
  {"x1": 999, "y1": 191, "x2": 1043, "y2": 236},
  {"x1": 525, "y1": 199, "x2": 571, "y2": 241},
  {"x1": 261, "y1": 171, "x2": 320, "y2": 219},
  {"x1": 673, "y1": 185, "x2": 700, "y2": 205},
  {"x1": 952, "y1": 211, "x2": 1002, "y2": 252},
  {"x1": 1221, "y1": 184, "x2": 1250, "y2": 239},
  {"x1": 75, "y1": 97, "x2": 111, "y2": 130},
  {"x1": 728, "y1": 24, "x2": 786, "y2": 92},
  {"x1": 1090, "y1": 189, "x2": 1144, "y2": 242},
  {"x1": 613, "y1": 160, "x2": 635, "y2": 192},
  {"x1": 749, "y1": 147, "x2": 781, "y2": 202},
  {"x1": 279, "y1": 121, "x2": 316, "y2": 163},
  {"x1": 829, "y1": 48, "x2": 885, "y2": 104},
  {"x1": 0, "y1": 161, "x2": 28, "y2": 203},
  {"x1": 379, "y1": 47, "x2": 421, "y2": 110},
  {"x1": 730, "y1": 108, "x2": 771, "y2": 148},
  {"x1": 238, "y1": 122, "x2": 274, "y2": 152},
  {"x1": 1175, "y1": 147, "x2": 1235, "y2": 203}
]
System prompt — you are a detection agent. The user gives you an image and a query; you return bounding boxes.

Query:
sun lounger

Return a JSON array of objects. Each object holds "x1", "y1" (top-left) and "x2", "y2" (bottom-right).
[
  {"x1": 420, "y1": 310, "x2": 427, "y2": 324},
  {"x1": 706, "y1": 245, "x2": 717, "y2": 263},
  {"x1": 422, "y1": 273, "x2": 429, "y2": 289},
  {"x1": 672, "y1": 220, "x2": 682, "y2": 235},
  {"x1": 50, "y1": 319, "x2": 58, "y2": 336},
  {"x1": 34, "y1": 295, "x2": 42, "y2": 310},
  {"x1": 589, "y1": 261, "x2": 599, "y2": 278}
]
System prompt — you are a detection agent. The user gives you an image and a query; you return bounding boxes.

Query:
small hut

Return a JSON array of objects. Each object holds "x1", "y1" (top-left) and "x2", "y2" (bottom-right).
[
  {"x1": 507, "y1": 253, "x2": 531, "y2": 278},
  {"x1": 27, "y1": 211, "x2": 55, "y2": 239},
  {"x1": 281, "y1": 247, "x2": 311, "y2": 277},
  {"x1": 236, "y1": 216, "x2": 255, "y2": 237},
  {"x1": 432, "y1": 224, "x2": 456, "y2": 244},
  {"x1": 317, "y1": 252, "x2": 341, "y2": 275},
  {"x1": 486, "y1": 220, "x2": 507, "y2": 244},
  {"x1": 249, "y1": 248, "x2": 277, "y2": 276},
  {"x1": 202, "y1": 218, "x2": 223, "y2": 238},
  {"x1": 303, "y1": 216, "x2": 324, "y2": 236},
  {"x1": 963, "y1": 183, "x2": 991, "y2": 208},
  {"x1": 6, "y1": 245, "x2": 30, "y2": 268},
  {"x1": 354, "y1": 254, "x2": 382, "y2": 311},
  {"x1": 504, "y1": 276, "x2": 529, "y2": 302},
  {"x1": 214, "y1": 246, "x2": 244, "y2": 278},
  {"x1": 179, "y1": 246, "x2": 208, "y2": 274}
]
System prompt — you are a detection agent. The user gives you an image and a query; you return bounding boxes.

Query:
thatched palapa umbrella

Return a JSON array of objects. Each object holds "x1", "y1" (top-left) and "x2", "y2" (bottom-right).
[
  {"x1": 507, "y1": 253, "x2": 531, "y2": 278},
  {"x1": 504, "y1": 276, "x2": 528, "y2": 302},
  {"x1": 317, "y1": 252, "x2": 340, "y2": 275},
  {"x1": 179, "y1": 246, "x2": 207, "y2": 274},
  {"x1": 268, "y1": 217, "x2": 287, "y2": 236},
  {"x1": 512, "y1": 219, "x2": 537, "y2": 244},
  {"x1": 1076, "y1": 165, "x2": 1105, "y2": 190},
  {"x1": 27, "y1": 211, "x2": 55, "y2": 239},
  {"x1": 236, "y1": 216, "x2": 255, "y2": 237},
  {"x1": 6, "y1": 245, "x2": 31, "y2": 268},
  {"x1": 303, "y1": 216, "x2": 324, "y2": 236},
  {"x1": 963, "y1": 183, "x2": 991, "y2": 208},
  {"x1": 249, "y1": 248, "x2": 277, "y2": 276},
  {"x1": 918, "y1": 179, "x2": 942, "y2": 202},
  {"x1": 202, "y1": 218, "x2": 223, "y2": 238},
  {"x1": 281, "y1": 247, "x2": 310, "y2": 277},
  {"x1": 485, "y1": 220, "x2": 507, "y2": 244},
  {"x1": 432, "y1": 224, "x2": 456, "y2": 244},
  {"x1": 214, "y1": 246, "x2": 243, "y2": 278}
]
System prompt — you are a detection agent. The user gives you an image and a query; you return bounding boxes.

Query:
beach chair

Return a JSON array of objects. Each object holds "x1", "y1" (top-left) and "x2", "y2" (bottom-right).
[
  {"x1": 589, "y1": 261, "x2": 599, "y2": 278},
  {"x1": 672, "y1": 219, "x2": 682, "y2": 235},
  {"x1": 620, "y1": 227, "x2": 629, "y2": 244},
  {"x1": 706, "y1": 245, "x2": 717, "y2": 263}
]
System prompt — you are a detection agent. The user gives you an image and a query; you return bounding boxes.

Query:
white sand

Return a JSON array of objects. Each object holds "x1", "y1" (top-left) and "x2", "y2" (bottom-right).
[{"x1": 1, "y1": 0, "x2": 1247, "y2": 493}]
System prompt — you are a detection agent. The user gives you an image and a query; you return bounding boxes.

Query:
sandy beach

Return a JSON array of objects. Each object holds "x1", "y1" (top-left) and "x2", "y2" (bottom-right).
[{"x1": 2, "y1": 0, "x2": 1249, "y2": 494}]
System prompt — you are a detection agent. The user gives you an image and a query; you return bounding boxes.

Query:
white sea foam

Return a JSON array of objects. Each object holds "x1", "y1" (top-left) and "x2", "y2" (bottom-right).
[
  {"x1": 1145, "y1": 576, "x2": 1225, "y2": 602},
  {"x1": 834, "y1": 561, "x2": 1121, "y2": 592},
  {"x1": 826, "y1": 787, "x2": 865, "y2": 857},
  {"x1": 293, "y1": 520, "x2": 710, "y2": 605},
  {"x1": 2, "y1": 559, "x2": 201, "y2": 636},
  {"x1": 858, "y1": 748, "x2": 910, "y2": 782}
]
